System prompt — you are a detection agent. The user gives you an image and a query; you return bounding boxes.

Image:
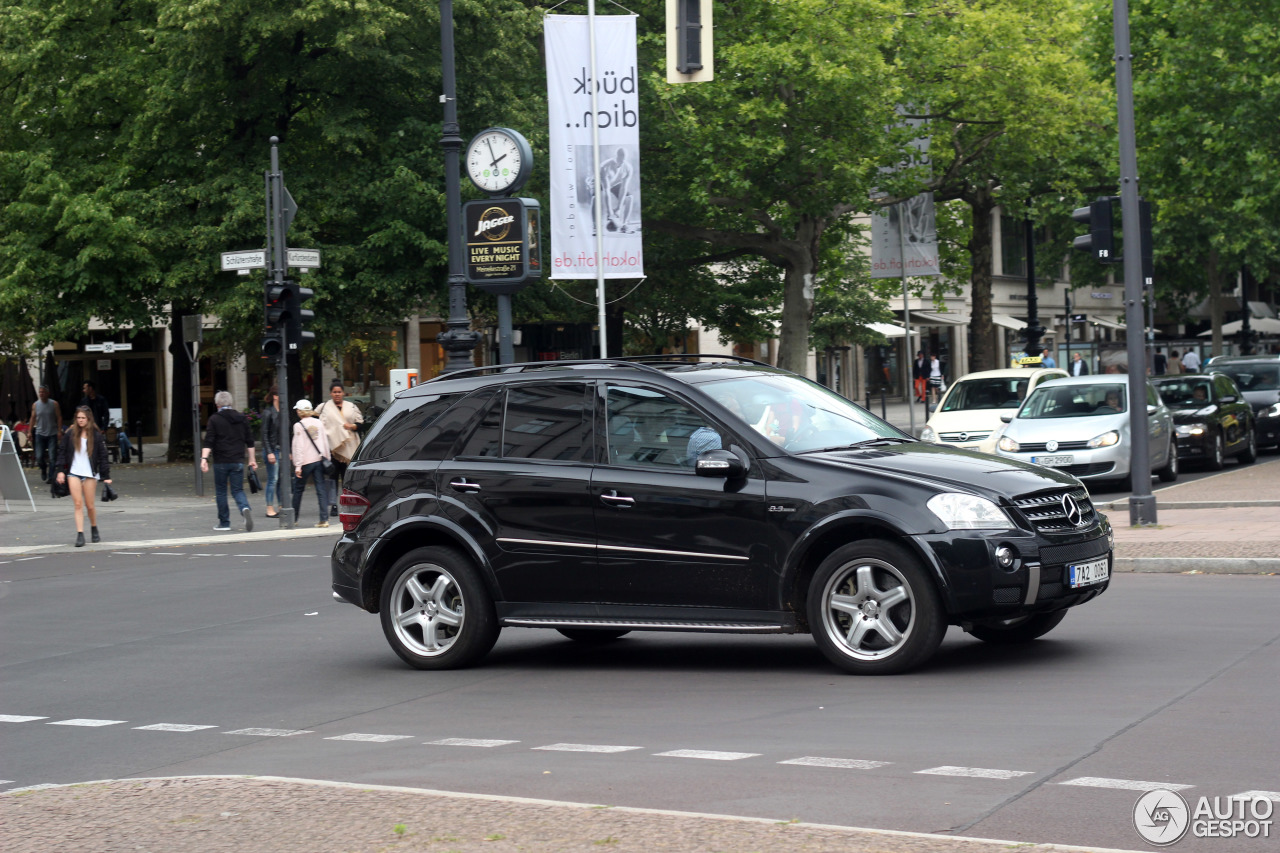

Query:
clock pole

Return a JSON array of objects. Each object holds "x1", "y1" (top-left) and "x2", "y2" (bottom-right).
[{"x1": 437, "y1": 0, "x2": 480, "y2": 373}]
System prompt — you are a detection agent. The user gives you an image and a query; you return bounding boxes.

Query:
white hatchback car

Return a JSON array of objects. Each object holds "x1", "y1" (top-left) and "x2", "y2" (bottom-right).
[{"x1": 920, "y1": 367, "x2": 1067, "y2": 453}]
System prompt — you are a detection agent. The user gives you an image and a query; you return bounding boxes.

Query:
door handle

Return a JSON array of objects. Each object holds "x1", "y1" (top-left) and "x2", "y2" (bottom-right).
[
  {"x1": 449, "y1": 478, "x2": 482, "y2": 493},
  {"x1": 599, "y1": 490, "x2": 635, "y2": 508}
]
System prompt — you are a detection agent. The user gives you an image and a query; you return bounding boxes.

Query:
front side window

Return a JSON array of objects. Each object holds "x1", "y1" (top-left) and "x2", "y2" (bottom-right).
[
  {"x1": 606, "y1": 385, "x2": 714, "y2": 470},
  {"x1": 1019, "y1": 383, "x2": 1128, "y2": 418}
]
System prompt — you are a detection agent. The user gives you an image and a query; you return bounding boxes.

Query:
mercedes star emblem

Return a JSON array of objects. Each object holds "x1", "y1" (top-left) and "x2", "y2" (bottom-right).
[{"x1": 1061, "y1": 494, "x2": 1084, "y2": 527}]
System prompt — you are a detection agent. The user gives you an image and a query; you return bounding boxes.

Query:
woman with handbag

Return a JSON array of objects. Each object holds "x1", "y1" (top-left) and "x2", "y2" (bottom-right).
[
  {"x1": 290, "y1": 399, "x2": 333, "y2": 528},
  {"x1": 55, "y1": 406, "x2": 112, "y2": 547}
]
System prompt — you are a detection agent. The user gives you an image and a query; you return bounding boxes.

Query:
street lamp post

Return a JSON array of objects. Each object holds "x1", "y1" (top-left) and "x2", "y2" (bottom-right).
[{"x1": 436, "y1": 0, "x2": 480, "y2": 372}]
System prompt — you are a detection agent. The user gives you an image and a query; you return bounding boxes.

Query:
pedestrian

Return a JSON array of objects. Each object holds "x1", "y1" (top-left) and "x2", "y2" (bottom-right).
[
  {"x1": 291, "y1": 399, "x2": 332, "y2": 528},
  {"x1": 1070, "y1": 352, "x2": 1090, "y2": 376},
  {"x1": 1041, "y1": 348, "x2": 1056, "y2": 368},
  {"x1": 79, "y1": 381, "x2": 110, "y2": 430},
  {"x1": 260, "y1": 387, "x2": 282, "y2": 520},
  {"x1": 29, "y1": 384, "x2": 63, "y2": 483},
  {"x1": 315, "y1": 381, "x2": 364, "y2": 517},
  {"x1": 1167, "y1": 350, "x2": 1182, "y2": 375},
  {"x1": 1153, "y1": 348, "x2": 1167, "y2": 375},
  {"x1": 200, "y1": 390, "x2": 258, "y2": 532},
  {"x1": 54, "y1": 406, "x2": 112, "y2": 547},
  {"x1": 912, "y1": 351, "x2": 928, "y2": 402},
  {"x1": 927, "y1": 353, "x2": 945, "y2": 405},
  {"x1": 1181, "y1": 348, "x2": 1201, "y2": 373}
]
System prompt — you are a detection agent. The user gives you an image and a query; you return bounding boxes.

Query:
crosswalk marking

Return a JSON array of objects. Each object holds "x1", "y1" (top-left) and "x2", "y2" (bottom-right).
[
  {"x1": 779, "y1": 756, "x2": 891, "y2": 770},
  {"x1": 427, "y1": 737, "x2": 519, "y2": 747},
  {"x1": 223, "y1": 728, "x2": 313, "y2": 737},
  {"x1": 326, "y1": 733, "x2": 415, "y2": 743},
  {"x1": 134, "y1": 724, "x2": 218, "y2": 732},
  {"x1": 48, "y1": 718, "x2": 126, "y2": 727},
  {"x1": 655, "y1": 749, "x2": 760, "y2": 761},
  {"x1": 0, "y1": 715, "x2": 48, "y2": 723},
  {"x1": 1059, "y1": 777, "x2": 1193, "y2": 791},
  {"x1": 533, "y1": 743, "x2": 643, "y2": 754},
  {"x1": 916, "y1": 766, "x2": 1032, "y2": 780}
]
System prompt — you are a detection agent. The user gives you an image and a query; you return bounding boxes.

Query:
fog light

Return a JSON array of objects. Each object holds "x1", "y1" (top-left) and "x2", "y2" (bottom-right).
[{"x1": 995, "y1": 545, "x2": 1016, "y2": 568}]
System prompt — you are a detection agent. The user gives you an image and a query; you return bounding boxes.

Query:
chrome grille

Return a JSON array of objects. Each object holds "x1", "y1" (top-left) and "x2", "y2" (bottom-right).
[
  {"x1": 1018, "y1": 440, "x2": 1090, "y2": 452},
  {"x1": 940, "y1": 431, "x2": 991, "y2": 443},
  {"x1": 1013, "y1": 487, "x2": 1097, "y2": 533}
]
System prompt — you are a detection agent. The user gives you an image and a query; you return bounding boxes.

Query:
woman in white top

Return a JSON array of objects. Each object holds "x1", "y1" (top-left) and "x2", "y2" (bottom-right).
[
  {"x1": 290, "y1": 399, "x2": 332, "y2": 528},
  {"x1": 55, "y1": 406, "x2": 112, "y2": 547}
]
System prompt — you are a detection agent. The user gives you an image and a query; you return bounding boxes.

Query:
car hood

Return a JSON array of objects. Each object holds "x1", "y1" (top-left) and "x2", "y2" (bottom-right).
[
  {"x1": 1002, "y1": 411, "x2": 1131, "y2": 442},
  {"x1": 807, "y1": 441, "x2": 1079, "y2": 499},
  {"x1": 925, "y1": 409, "x2": 1016, "y2": 434},
  {"x1": 1168, "y1": 407, "x2": 1217, "y2": 424},
  {"x1": 1242, "y1": 390, "x2": 1280, "y2": 412}
]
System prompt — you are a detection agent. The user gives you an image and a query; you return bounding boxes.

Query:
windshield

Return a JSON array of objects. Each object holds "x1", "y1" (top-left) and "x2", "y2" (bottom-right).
[
  {"x1": 1213, "y1": 364, "x2": 1280, "y2": 392},
  {"x1": 940, "y1": 376, "x2": 1030, "y2": 412},
  {"x1": 1153, "y1": 378, "x2": 1213, "y2": 408},
  {"x1": 696, "y1": 374, "x2": 909, "y2": 452},
  {"x1": 1019, "y1": 382, "x2": 1127, "y2": 419}
]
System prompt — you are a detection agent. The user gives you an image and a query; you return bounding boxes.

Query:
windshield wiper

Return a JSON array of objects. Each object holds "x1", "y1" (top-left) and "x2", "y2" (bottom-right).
[{"x1": 801, "y1": 437, "x2": 914, "y2": 454}]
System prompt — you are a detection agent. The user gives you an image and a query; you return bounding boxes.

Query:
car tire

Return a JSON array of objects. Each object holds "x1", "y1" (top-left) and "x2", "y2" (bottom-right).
[
  {"x1": 379, "y1": 547, "x2": 499, "y2": 670},
  {"x1": 557, "y1": 628, "x2": 631, "y2": 643},
  {"x1": 1238, "y1": 429, "x2": 1258, "y2": 465},
  {"x1": 1206, "y1": 434, "x2": 1225, "y2": 470},
  {"x1": 968, "y1": 611, "x2": 1068, "y2": 644},
  {"x1": 806, "y1": 539, "x2": 946, "y2": 675},
  {"x1": 1158, "y1": 438, "x2": 1179, "y2": 482}
]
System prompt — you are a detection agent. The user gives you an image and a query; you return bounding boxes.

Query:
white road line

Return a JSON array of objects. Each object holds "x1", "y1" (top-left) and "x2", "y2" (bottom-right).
[
  {"x1": 151, "y1": 552, "x2": 186, "y2": 556},
  {"x1": 234, "y1": 554, "x2": 270, "y2": 557},
  {"x1": 0, "y1": 715, "x2": 48, "y2": 723},
  {"x1": 0, "y1": 780, "x2": 12, "y2": 784},
  {"x1": 916, "y1": 766, "x2": 1033, "y2": 780},
  {"x1": 326, "y1": 733, "x2": 416, "y2": 743},
  {"x1": 279, "y1": 555, "x2": 319, "y2": 558},
  {"x1": 1235, "y1": 790, "x2": 1280, "y2": 802},
  {"x1": 15, "y1": 556, "x2": 43, "y2": 562},
  {"x1": 1059, "y1": 776, "x2": 1194, "y2": 791},
  {"x1": 48, "y1": 719, "x2": 127, "y2": 727},
  {"x1": 427, "y1": 738, "x2": 519, "y2": 748},
  {"x1": 532, "y1": 743, "x2": 644, "y2": 754},
  {"x1": 134, "y1": 724, "x2": 218, "y2": 733},
  {"x1": 112, "y1": 552, "x2": 145, "y2": 555},
  {"x1": 654, "y1": 749, "x2": 761, "y2": 761},
  {"x1": 223, "y1": 728, "x2": 313, "y2": 737},
  {"x1": 779, "y1": 757, "x2": 891, "y2": 770}
]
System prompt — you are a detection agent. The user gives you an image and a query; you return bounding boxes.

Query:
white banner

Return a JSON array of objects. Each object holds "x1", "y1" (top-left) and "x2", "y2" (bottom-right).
[
  {"x1": 870, "y1": 192, "x2": 940, "y2": 278},
  {"x1": 545, "y1": 15, "x2": 643, "y2": 279}
]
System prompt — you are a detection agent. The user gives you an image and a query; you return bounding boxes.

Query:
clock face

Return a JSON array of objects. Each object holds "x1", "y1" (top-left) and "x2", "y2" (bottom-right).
[{"x1": 466, "y1": 129, "x2": 530, "y2": 195}]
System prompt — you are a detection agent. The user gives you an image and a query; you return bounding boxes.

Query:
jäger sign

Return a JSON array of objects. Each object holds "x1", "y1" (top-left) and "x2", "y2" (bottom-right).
[{"x1": 463, "y1": 198, "x2": 542, "y2": 293}]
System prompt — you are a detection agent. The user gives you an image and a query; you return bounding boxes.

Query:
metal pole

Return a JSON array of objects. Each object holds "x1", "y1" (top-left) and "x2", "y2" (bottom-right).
[
  {"x1": 588, "y1": 0, "x2": 608, "y2": 358},
  {"x1": 437, "y1": 0, "x2": 480, "y2": 372},
  {"x1": 898, "y1": 201, "x2": 916, "y2": 435},
  {"x1": 1113, "y1": 0, "x2": 1156, "y2": 525},
  {"x1": 1065, "y1": 291, "x2": 1072, "y2": 354},
  {"x1": 1024, "y1": 203, "x2": 1043, "y2": 361},
  {"x1": 189, "y1": 343, "x2": 202, "y2": 496},
  {"x1": 497, "y1": 294, "x2": 515, "y2": 365},
  {"x1": 269, "y1": 138, "x2": 294, "y2": 529}
]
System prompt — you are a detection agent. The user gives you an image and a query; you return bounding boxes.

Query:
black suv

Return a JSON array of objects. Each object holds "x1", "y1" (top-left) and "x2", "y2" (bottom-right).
[
  {"x1": 331, "y1": 356, "x2": 1113, "y2": 675},
  {"x1": 1206, "y1": 356, "x2": 1280, "y2": 450}
]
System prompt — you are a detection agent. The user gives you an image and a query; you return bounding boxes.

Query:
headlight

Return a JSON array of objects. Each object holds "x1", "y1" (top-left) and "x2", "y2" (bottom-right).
[
  {"x1": 1088, "y1": 430, "x2": 1121, "y2": 448},
  {"x1": 1175, "y1": 424, "x2": 1206, "y2": 436},
  {"x1": 998, "y1": 436, "x2": 1020, "y2": 452},
  {"x1": 920, "y1": 425, "x2": 936, "y2": 442},
  {"x1": 1263, "y1": 403, "x2": 1280, "y2": 419},
  {"x1": 927, "y1": 493, "x2": 1010, "y2": 530}
]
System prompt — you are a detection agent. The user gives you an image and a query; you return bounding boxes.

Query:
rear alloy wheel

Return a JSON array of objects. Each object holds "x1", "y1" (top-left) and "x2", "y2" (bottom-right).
[
  {"x1": 557, "y1": 628, "x2": 631, "y2": 643},
  {"x1": 968, "y1": 611, "x2": 1067, "y2": 644},
  {"x1": 1206, "y1": 434, "x2": 1225, "y2": 470},
  {"x1": 379, "y1": 547, "x2": 498, "y2": 670},
  {"x1": 1238, "y1": 430, "x2": 1258, "y2": 464},
  {"x1": 1158, "y1": 439, "x2": 1179, "y2": 482},
  {"x1": 807, "y1": 540, "x2": 946, "y2": 675}
]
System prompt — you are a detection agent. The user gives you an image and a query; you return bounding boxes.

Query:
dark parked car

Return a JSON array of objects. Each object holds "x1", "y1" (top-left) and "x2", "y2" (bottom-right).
[
  {"x1": 1207, "y1": 356, "x2": 1280, "y2": 450},
  {"x1": 331, "y1": 356, "x2": 1113, "y2": 675},
  {"x1": 1152, "y1": 374, "x2": 1257, "y2": 469}
]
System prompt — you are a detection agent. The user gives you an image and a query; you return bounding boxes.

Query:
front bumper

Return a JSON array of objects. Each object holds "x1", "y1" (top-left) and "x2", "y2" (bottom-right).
[
  {"x1": 1174, "y1": 430, "x2": 1213, "y2": 460},
  {"x1": 996, "y1": 447, "x2": 1125, "y2": 480},
  {"x1": 1256, "y1": 416, "x2": 1280, "y2": 448},
  {"x1": 913, "y1": 521, "x2": 1112, "y2": 621}
]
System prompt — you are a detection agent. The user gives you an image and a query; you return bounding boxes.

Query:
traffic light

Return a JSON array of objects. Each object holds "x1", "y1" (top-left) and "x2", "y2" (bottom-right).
[
  {"x1": 1139, "y1": 199, "x2": 1154, "y2": 288},
  {"x1": 284, "y1": 281, "x2": 315, "y2": 349},
  {"x1": 1071, "y1": 197, "x2": 1115, "y2": 263},
  {"x1": 262, "y1": 283, "x2": 287, "y2": 360},
  {"x1": 667, "y1": 0, "x2": 712, "y2": 83},
  {"x1": 675, "y1": 0, "x2": 703, "y2": 73}
]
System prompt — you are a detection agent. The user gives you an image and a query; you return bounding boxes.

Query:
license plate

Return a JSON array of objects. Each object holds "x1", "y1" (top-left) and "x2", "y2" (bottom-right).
[
  {"x1": 1068, "y1": 557, "x2": 1110, "y2": 588},
  {"x1": 1032, "y1": 454, "x2": 1074, "y2": 467}
]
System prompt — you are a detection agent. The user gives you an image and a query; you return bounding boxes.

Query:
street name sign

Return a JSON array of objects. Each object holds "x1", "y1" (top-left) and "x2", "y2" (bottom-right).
[
  {"x1": 221, "y1": 250, "x2": 268, "y2": 271},
  {"x1": 85, "y1": 342, "x2": 134, "y2": 354},
  {"x1": 287, "y1": 249, "x2": 321, "y2": 268}
]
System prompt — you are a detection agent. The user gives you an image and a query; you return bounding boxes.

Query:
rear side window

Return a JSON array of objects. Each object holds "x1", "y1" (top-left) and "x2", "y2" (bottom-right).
[
  {"x1": 357, "y1": 393, "x2": 463, "y2": 461},
  {"x1": 453, "y1": 383, "x2": 592, "y2": 461}
]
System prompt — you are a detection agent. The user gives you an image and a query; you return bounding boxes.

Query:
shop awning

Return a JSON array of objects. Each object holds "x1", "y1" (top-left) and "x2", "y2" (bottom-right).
[
  {"x1": 866, "y1": 322, "x2": 908, "y2": 338},
  {"x1": 1089, "y1": 316, "x2": 1126, "y2": 331},
  {"x1": 902, "y1": 310, "x2": 968, "y2": 326},
  {"x1": 1199, "y1": 317, "x2": 1280, "y2": 336},
  {"x1": 991, "y1": 314, "x2": 1026, "y2": 331}
]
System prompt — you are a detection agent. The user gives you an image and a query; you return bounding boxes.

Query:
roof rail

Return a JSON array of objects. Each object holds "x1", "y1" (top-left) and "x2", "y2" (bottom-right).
[
  {"x1": 421, "y1": 358, "x2": 667, "y2": 383},
  {"x1": 613, "y1": 353, "x2": 774, "y2": 368}
]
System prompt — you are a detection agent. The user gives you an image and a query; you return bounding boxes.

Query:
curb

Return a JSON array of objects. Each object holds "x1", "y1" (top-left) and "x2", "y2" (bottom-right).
[
  {"x1": 0, "y1": 526, "x2": 337, "y2": 557},
  {"x1": 1114, "y1": 557, "x2": 1280, "y2": 575},
  {"x1": 1097, "y1": 500, "x2": 1280, "y2": 510}
]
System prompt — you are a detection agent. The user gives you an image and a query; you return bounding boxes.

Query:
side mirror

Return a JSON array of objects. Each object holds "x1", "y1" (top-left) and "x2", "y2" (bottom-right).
[
  {"x1": 1220, "y1": 395, "x2": 1237, "y2": 404},
  {"x1": 1000, "y1": 415, "x2": 1014, "y2": 424},
  {"x1": 695, "y1": 449, "x2": 746, "y2": 479},
  {"x1": 1146, "y1": 404, "x2": 1158, "y2": 416}
]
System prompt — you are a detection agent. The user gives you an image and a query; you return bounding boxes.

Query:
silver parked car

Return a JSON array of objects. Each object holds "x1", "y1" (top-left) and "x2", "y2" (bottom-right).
[{"x1": 995, "y1": 375, "x2": 1178, "y2": 485}]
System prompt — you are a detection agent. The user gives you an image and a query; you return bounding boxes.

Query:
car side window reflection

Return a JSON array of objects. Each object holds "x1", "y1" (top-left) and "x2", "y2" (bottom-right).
[{"x1": 606, "y1": 385, "x2": 715, "y2": 470}]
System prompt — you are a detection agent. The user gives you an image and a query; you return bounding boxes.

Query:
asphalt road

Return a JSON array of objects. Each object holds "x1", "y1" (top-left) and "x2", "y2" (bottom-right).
[{"x1": 3, "y1": 541, "x2": 1278, "y2": 852}]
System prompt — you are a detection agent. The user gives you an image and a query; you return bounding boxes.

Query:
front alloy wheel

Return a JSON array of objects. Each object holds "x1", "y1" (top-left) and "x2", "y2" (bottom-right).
[
  {"x1": 379, "y1": 547, "x2": 498, "y2": 670},
  {"x1": 807, "y1": 540, "x2": 945, "y2": 675}
]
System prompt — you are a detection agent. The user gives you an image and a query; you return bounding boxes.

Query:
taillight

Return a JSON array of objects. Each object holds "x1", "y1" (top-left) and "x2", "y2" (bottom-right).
[{"x1": 338, "y1": 489, "x2": 370, "y2": 533}]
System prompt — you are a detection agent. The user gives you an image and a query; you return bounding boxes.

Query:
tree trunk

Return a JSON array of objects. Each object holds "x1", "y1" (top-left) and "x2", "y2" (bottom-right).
[
  {"x1": 166, "y1": 304, "x2": 197, "y2": 462},
  {"x1": 967, "y1": 188, "x2": 998, "y2": 371},
  {"x1": 776, "y1": 218, "x2": 820, "y2": 376}
]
